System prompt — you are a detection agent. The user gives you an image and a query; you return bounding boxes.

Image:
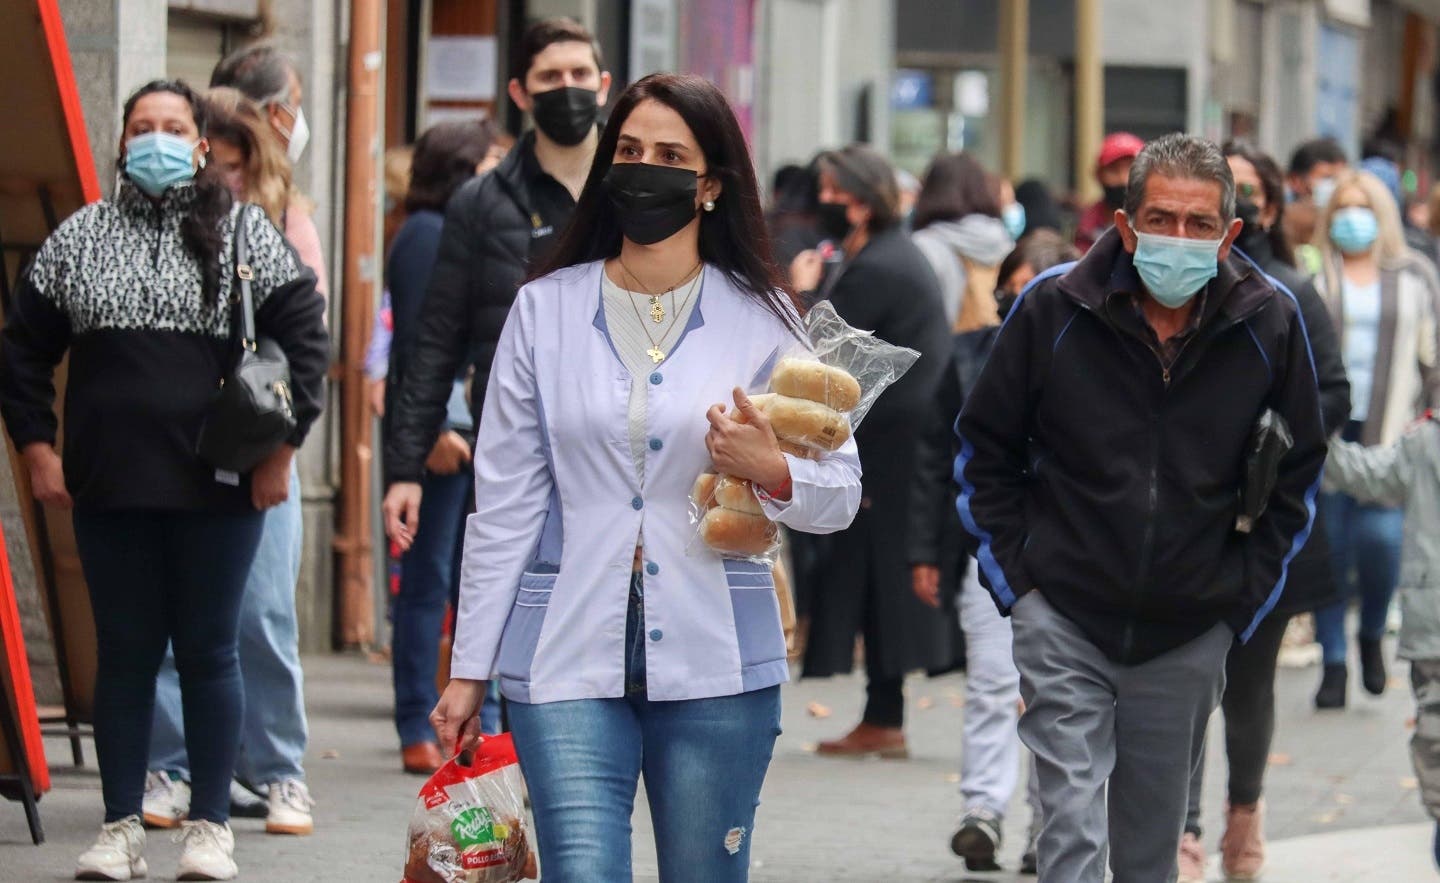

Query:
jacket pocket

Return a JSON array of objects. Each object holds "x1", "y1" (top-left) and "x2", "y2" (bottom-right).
[
  {"x1": 724, "y1": 560, "x2": 786, "y2": 668},
  {"x1": 496, "y1": 572, "x2": 555, "y2": 683}
]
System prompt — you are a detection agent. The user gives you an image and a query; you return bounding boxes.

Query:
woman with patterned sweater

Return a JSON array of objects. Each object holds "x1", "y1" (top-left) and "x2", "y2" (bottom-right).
[{"x1": 0, "y1": 80, "x2": 328, "y2": 881}]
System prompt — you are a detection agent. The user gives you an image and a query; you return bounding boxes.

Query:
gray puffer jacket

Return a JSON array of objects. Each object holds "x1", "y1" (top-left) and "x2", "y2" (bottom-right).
[{"x1": 1325, "y1": 414, "x2": 1440, "y2": 660}]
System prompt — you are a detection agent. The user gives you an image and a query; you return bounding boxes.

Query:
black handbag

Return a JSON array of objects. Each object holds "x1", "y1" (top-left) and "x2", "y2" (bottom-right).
[{"x1": 196, "y1": 206, "x2": 296, "y2": 474}]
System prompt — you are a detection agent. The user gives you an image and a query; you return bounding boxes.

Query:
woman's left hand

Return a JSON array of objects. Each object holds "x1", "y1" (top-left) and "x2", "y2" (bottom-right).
[
  {"x1": 252, "y1": 444, "x2": 296, "y2": 510},
  {"x1": 706, "y1": 388, "x2": 790, "y2": 494}
]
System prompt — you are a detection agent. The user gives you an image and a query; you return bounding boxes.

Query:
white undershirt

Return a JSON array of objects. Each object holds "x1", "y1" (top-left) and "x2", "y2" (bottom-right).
[{"x1": 600, "y1": 269, "x2": 702, "y2": 484}]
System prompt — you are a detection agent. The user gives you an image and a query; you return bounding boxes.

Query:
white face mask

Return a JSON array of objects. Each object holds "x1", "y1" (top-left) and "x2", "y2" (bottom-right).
[{"x1": 275, "y1": 104, "x2": 310, "y2": 164}]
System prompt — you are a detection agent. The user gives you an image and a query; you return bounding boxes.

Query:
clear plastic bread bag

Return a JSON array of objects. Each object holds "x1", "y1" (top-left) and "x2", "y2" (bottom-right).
[
  {"x1": 401, "y1": 734, "x2": 538, "y2": 883},
  {"x1": 690, "y1": 300, "x2": 920, "y2": 565}
]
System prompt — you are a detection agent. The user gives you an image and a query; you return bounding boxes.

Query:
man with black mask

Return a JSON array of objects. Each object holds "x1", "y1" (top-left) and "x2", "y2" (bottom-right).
[
  {"x1": 1074, "y1": 132, "x2": 1144, "y2": 253},
  {"x1": 384, "y1": 18, "x2": 610, "y2": 543}
]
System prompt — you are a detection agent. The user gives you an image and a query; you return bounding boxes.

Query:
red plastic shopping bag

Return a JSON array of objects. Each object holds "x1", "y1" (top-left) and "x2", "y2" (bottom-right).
[{"x1": 401, "y1": 733, "x2": 538, "y2": 882}]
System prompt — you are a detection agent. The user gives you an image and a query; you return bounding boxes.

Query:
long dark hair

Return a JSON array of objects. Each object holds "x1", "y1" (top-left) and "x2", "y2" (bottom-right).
[
  {"x1": 1223, "y1": 140, "x2": 1295, "y2": 267},
  {"x1": 531, "y1": 74, "x2": 797, "y2": 332},
  {"x1": 121, "y1": 79, "x2": 234, "y2": 302},
  {"x1": 405, "y1": 119, "x2": 497, "y2": 213},
  {"x1": 912, "y1": 151, "x2": 1001, "y2": 231}
]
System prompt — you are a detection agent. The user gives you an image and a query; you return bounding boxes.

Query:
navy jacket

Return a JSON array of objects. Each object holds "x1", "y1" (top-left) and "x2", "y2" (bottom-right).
[{"x1": 955, "y1": 228, "x2": 1327, "y2": 664}]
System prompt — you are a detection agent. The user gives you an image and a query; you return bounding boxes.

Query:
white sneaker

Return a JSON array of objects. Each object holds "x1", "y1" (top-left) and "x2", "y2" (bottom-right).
[
  {"x1": 264, "y1": 778, "x2": 315, "y2": 835},
  {"x1": 141, "y1": 771, "x2": 189, "y2": 829},
  {"x1": 174, "y1": 820, "x2": 237, "y2": 881},
  {"x1": 75, "y1": 815, "x2": 147, "y2": 880}
]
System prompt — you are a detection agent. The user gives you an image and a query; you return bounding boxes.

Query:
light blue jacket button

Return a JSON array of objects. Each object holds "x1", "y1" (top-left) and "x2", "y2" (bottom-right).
[
  {"x1": 649, "y1": 629, "x2": 663, "y2": 641},
  {"x1": 649, "y1": 372, "x2": 663, "y2": 385},
  {"x1": 649, "y1": 438, "x2": 663, "y2": 451},
  {"x1": 631, "y1": 496, "x2": 643, "y2": 510},
  {"x1": 646, "y1": 562, "x2": 659, "y2": 576}
]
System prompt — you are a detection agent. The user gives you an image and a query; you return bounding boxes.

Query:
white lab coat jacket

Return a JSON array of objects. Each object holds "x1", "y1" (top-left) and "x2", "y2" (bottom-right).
[{"x1": 451, "y1": 261, "x2": 863, "y2": 703}]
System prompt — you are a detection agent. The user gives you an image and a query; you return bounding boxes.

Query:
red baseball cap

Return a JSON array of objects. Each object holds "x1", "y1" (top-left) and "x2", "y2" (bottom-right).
[{"x1": 1097, "y1": 132, "x2": 1145, "y2": 170}]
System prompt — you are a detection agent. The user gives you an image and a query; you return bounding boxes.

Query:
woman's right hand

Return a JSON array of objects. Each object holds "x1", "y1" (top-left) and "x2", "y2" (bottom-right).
[
  {"x1": 430, "y1": 678, "x2": 487, "y2": 758},
  {"x1": 23, "y1": 443, "x2": 71, "y2": 509}
]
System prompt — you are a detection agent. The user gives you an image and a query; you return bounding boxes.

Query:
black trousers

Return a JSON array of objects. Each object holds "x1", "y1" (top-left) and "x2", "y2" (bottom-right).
[
  {"x1": 74, "y1": 508, "x2": 264, "y2": 823},
  {"x1": 1185, "y1": 611, "x2": 1292, "y2": 835}
]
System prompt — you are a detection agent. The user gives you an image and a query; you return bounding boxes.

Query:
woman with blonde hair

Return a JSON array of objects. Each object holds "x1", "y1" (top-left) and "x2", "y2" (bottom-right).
[{"x1": 1312, "y1": 168, "x2": 1440, "y2": 708}]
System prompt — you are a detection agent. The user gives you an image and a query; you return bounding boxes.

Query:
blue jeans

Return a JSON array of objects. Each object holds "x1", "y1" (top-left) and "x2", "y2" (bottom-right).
[
  {"x1": 74, "y1": 508, "x2": 264, "y2": 823},
  {"x1": 391, "y1": 467, "x2": 497, "y2": 746},
  {"x1": 508, "y1": 574, "x2": 782, "y2": 882},
  {"x1": 1315, "y1": 490, "x2": 1403, "y2": 666},
  {"x1": 150, "y1": 467, "x2": 308, "y2": 785}
]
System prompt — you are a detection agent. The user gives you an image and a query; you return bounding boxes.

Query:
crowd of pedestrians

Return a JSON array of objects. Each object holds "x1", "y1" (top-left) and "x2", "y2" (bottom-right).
[{"x1": 8, "y1": 13, "x2": 1440, "y2": 883}]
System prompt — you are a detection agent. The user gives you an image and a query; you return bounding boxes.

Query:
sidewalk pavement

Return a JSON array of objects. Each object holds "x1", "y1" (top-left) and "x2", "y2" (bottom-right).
[{"x1": 0, "y1": 643, "x2": 1430, "y2": 881}]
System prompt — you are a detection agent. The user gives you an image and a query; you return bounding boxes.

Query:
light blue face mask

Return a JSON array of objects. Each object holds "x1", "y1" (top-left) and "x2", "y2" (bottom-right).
[
  {"x1": 1132, "y1": 230, "x2": 1222, "y2": 309},
  {"x1": 124, "y1": 132, "x2": 199, "y2": 197},
  {"x1": 1329, "y1": 206, "x2": 1379, "y2": 254},
  {"x1": 1002, "y1": 202, "x2": 1027, "y2": 240}
]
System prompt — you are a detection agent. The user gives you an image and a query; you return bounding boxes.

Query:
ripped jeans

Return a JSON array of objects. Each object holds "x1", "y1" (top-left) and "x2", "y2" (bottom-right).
[{"x1": 507, "y1": 572, "x2": 783, "y2": 882}]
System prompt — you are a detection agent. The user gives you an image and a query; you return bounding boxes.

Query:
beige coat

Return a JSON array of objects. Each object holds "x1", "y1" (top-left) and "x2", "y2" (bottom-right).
[{"x1": 1317, "y1": 251, "x2": 1440, "y2": 446}]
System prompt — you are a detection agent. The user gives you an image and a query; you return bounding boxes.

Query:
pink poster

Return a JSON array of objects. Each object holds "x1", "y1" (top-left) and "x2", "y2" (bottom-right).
[{"x1": 678, "y1": 0, "x2": 756, "y2": 139}]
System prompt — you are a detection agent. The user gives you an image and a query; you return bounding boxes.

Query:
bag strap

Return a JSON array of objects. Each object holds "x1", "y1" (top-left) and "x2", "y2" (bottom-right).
[{"x1": 233, "y1": 205, "x2": 258, "y2": 353}]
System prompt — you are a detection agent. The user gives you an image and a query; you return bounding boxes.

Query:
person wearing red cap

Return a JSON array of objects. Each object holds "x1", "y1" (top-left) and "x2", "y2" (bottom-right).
[{"x1": 1075, "y1": 132, "x2": 1145, "y2": 253}]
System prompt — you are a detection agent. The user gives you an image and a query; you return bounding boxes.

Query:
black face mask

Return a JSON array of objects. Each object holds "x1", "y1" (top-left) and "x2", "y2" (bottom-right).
[
  {"x1": 816, "y1": 201, "x2": 853, "y2": 242},
  {"x1": 604, "y1": 162, "x2": 700, "y2": 245},
  {"x1": 530, "y1": 86, "x2": 599, "y2": 146},
  {"x1": 1102, "y1": 183, "x2": 1127, "y2": 210},
  {"x1": 1235, "y1": 198, "x2": 1268, "y2": 250}
]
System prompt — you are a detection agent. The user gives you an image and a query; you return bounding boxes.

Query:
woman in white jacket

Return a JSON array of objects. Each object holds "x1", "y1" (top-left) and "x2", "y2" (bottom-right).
[{"x1": 418, "y1": 74, "x2": 862, "y2": 882}]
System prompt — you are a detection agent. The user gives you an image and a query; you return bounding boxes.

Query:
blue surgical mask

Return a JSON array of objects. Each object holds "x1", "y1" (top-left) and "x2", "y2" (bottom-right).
[
  {"x1": 124, "y1": 132, "x2": 199, "y2": 197},
  {"x1": 1311, "y1": 176, "x2": 1338, "y2": 209},
  {"x1": 1002, "y1": 203, "x2": 1027, "y2": 240},
  {"x1": 1132, "y1": 230, "x2": 1221, "y2": 309},
  {"x1": 1329, "y1": 206, "x2": 1379, "y2": 254}
]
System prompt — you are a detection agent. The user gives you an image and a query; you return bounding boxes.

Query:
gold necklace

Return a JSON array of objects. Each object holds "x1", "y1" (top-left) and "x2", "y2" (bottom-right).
[
  {"x1": 625, "y1": 271, "x2": 701, "y2": 363},
  {"x1": 618, "y1": 258, "x2": 701, "y2": 324}
]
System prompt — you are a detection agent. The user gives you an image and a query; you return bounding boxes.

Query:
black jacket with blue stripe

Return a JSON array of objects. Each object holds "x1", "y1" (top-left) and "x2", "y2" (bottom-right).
[{"x1": 954, "y1": 228, "x2": 1326, "y2": 665}]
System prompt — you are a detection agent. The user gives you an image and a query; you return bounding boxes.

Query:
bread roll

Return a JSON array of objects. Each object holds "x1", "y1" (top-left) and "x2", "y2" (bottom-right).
[
  {"x1": 701, "y1": 507, "x2": 777, "y2": 558},
  {"x1": 691, "y1": 472, "x2": 720, "y2": 510},
  {"x1": 778, "y1": 440, "x2": 823, "y2": 460},
  {"x1": 751, "y1": 393, "x2": 852, "y2": 451},
  {"x1": 771, "y1": 358, "x2": 862, "y2": 411},
  {"x1": 714, "y1": 475, "x2": 764, "y2": 515}
]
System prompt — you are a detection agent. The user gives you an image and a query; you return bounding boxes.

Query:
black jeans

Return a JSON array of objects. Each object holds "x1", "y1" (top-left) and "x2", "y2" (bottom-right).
[
  {"x1": 74, "y1": 508, "x2": 264, "y2": 823},
  {"x1": 1185, "y1": 612, "x2": 1291, "y2": 835}
]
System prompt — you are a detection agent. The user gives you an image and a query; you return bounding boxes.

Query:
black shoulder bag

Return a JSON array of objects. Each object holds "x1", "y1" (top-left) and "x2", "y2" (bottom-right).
[{"x1": 197, "y1": 206, "x2": 296, "y2": 474}]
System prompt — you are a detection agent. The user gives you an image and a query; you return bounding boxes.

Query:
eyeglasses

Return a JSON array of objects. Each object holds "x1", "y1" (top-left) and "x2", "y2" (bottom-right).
[{"x1": 1236, "y1": 182, "x2": 1259, "y2": 200}]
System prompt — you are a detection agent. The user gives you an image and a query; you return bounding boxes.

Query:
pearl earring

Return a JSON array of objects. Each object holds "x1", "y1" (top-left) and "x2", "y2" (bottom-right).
[{"x1": 703, "y1": 199, "x2": 716, "y2": 212}]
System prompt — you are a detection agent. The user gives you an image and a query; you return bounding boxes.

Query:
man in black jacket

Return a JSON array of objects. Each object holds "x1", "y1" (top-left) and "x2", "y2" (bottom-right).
[
  {"x1": 383, "y1": 19, "x2": 610, "y2": 545},
  {"x1": 956, "y1": 134, "x2": 1326, "y2": 881}
]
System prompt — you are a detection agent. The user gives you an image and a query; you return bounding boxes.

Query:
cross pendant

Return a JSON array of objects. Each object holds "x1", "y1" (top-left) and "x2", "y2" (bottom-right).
[
  {"x1": 647, "y1": 347, "x2": 665, "y2": 364},
  {"x1": 650, "y1": 297, "x2": 665, "y2": 323}
]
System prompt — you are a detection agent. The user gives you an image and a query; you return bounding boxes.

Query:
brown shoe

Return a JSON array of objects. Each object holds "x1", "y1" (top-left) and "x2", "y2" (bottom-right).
[
  {"x1": 1220, "y1": 801, "x2": 1265, "y2": 880},
  {"x1": 402, "y1": 741, "x2": 444, "y2": 775},
  {"x1": 815, "y1": 722, "x2": 908, "y2": 759}
]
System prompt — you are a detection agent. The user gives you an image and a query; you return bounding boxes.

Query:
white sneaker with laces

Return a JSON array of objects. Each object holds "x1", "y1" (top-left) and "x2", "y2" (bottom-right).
[
  {"x1": 75, "y1": 815, "x2": 147, "y2": 881},
  {"x1": 174, "y1": 820, "x2": 237, "y2": 881},
  {"x1": 265, "y1": 778, "x2": 315, "y2": 835},
  {"x1": 141, "y1": 771, "x2": 189, "y2": 829}
]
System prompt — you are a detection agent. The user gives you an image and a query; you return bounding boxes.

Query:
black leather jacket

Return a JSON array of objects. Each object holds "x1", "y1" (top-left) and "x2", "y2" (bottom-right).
[{"x1": 385, "y1": 133, "x2": 569, "y2": 484}]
